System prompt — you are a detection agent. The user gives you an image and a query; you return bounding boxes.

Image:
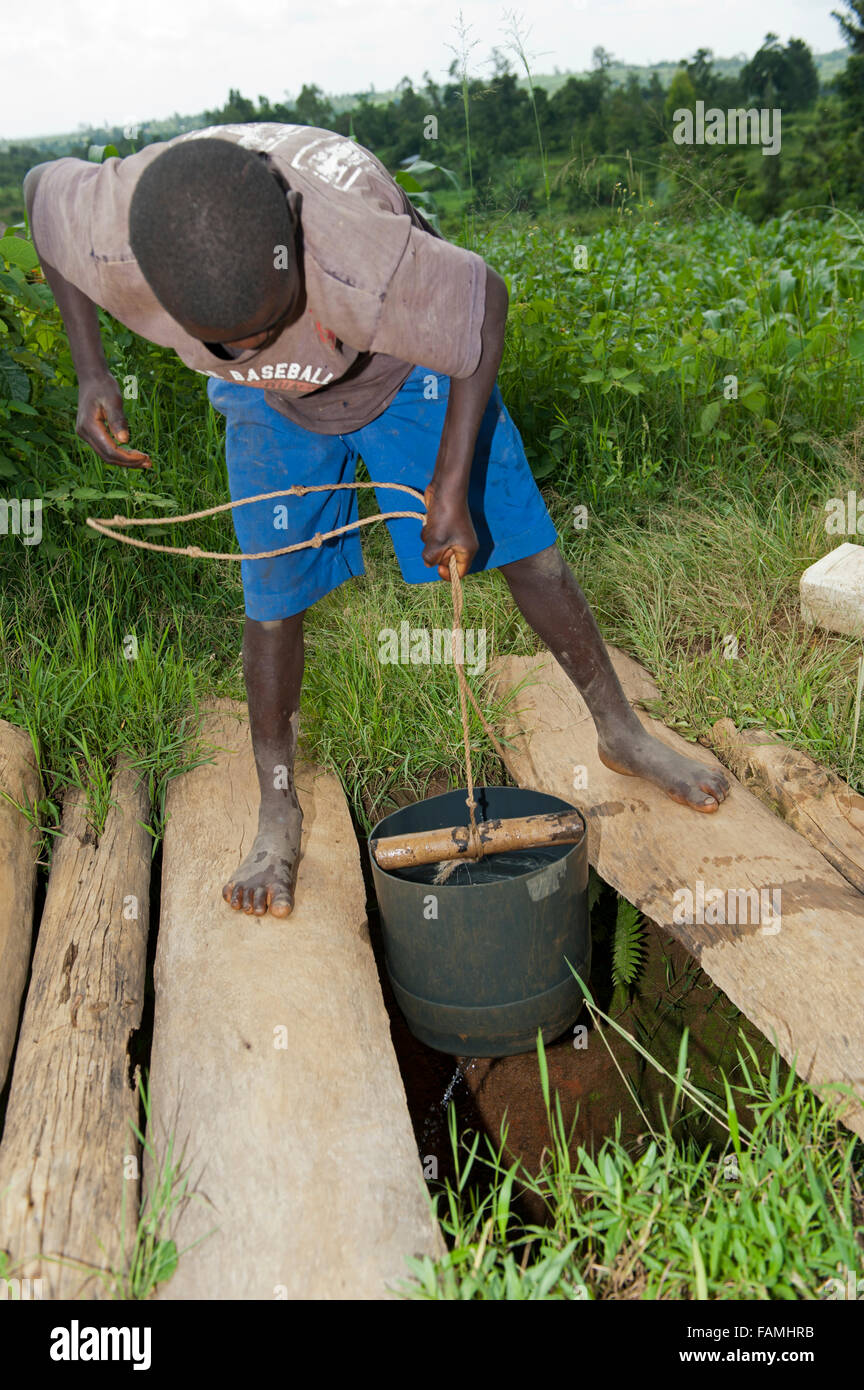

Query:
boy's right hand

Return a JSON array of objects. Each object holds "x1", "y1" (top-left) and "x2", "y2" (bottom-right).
[{"x1": 76, "y1": 371, "x2": 152, "y2": 469}]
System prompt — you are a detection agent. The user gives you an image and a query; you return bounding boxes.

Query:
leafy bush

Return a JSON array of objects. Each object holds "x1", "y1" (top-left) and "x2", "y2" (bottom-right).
[
  {"x1": 0, "y1": 231, "x2": 78, "y2": 478},
  {"x1": 481, "y1": 209, "x2": 864, "y2": 498}
]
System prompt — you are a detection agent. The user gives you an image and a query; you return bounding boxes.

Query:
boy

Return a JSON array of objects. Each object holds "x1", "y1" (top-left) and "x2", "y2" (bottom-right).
[{"x1": 24, "y1": 124, "x2": 728, "y2": 919}]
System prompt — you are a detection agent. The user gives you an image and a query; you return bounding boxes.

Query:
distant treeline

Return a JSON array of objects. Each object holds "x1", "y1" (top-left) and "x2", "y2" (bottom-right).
[{"x1": 2, "y1": 15, "x2": 863, "y2": 227}]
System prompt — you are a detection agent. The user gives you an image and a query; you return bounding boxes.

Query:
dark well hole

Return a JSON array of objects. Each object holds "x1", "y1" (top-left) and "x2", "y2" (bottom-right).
[{"x1": 127, "y1": 838, "x2": 161, "y2": 1106}]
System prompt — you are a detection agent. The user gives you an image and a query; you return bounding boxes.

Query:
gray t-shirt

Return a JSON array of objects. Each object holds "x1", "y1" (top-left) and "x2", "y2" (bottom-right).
[{"x1": 31, "y1": 122, "x2": 488, "y2": 433}]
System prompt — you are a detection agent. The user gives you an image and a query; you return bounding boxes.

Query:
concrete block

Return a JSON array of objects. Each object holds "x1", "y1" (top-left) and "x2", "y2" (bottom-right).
[{"x1": 800, "y1": 542, "x2": 864, "y2": 638}]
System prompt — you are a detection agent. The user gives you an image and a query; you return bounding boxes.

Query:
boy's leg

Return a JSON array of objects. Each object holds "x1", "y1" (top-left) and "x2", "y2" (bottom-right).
[
  {"x1": 498, "y1": 544, "x2": 728, "y2": 811},
  {"x1": 207, "y1": 377, "x2": 364, "y2": 916},
  {"x1": 223, "y1": 611, "x2": 305, "y2": 916},
  {"x1": 358, "y1": 368, "x2": 727, "y2": 812}
]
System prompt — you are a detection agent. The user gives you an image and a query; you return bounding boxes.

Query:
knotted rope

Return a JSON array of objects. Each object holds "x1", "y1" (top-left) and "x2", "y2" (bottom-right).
[{"x1": 87, "y1": 481, "x2": 509, "y2": 867}]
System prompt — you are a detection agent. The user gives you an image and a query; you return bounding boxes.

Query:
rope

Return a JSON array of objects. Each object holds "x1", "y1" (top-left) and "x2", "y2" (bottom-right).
[
  {"x1": 86, "y1": 481, "x2": 510, "y2": 860},
  {"x1": 86, "y1": 480, "x2": 429, "y2": 561}
]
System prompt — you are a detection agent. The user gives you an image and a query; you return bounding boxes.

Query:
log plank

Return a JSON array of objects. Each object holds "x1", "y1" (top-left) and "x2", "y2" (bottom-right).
[
  {"x1": 490, "y1": 650, "x2": 864, "y2": 1139},
  {"x1": 0, "y1": 762, "x2": 151, "y2": 1298},
  {"x1": 148, "y1": 701, "x2": 442, "y2": 1300}
]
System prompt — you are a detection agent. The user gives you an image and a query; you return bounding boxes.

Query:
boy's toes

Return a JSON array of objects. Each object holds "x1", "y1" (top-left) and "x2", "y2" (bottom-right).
[
  {"x1": 667, "y1": 779, "x2": 722, "y2": 812},
  {"x1": 691, "y1": 794, "x2": 720, "y2": 812},
  {"x1": 221, "y1": 876, "x2": 295, "y2": 917},
  {"x1": 692, "y1": 778, "x2": 724, "y2": 809},
  {"x1": 702, "y1": 771, "x2": 729, "y2": 802},
  {"x1": 690, "y1": 788, "x2": 721, "y2": 811},
  {"x1": 705, "y1": 772, "x2": 733, "y2": 806}
]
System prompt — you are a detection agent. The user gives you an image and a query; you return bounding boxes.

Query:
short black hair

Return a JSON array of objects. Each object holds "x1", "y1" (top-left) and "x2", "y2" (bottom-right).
[{"x1": 128, "y1": 138, "x2": 294, "y2": 333}]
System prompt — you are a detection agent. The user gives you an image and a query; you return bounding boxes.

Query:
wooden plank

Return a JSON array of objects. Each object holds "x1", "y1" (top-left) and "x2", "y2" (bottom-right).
[
  {"x1": 0, "y1": 720, "x2": 40, "y2": 1090},
  {"x1": 490, "y1": 650, "x2": 864, "y2": 1140},
  {"x1": 0, "y1": 761, "x2": 151, "y2": 1298},
  {"x1": 713, "y1": 718, "x2": 864, "y2": 894},
  {"x1": 148, "y1": 700, "x2": 442, "y2": 1301}
]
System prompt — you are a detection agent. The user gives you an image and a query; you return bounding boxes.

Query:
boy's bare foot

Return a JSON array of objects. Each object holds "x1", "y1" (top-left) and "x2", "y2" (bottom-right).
[
  {"x1": 222, "y1": 810, "x2": 303, "y2": 917},
  {"x1": 499, "y1": 548, "x2": 729, "y2": 815},
  {"x1": 597, "y1": 725, "x2": 729, "y2": 812}
]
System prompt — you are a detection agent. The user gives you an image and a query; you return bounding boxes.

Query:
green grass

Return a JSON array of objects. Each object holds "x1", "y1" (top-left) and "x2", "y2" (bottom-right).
[
  {"x1": 550, "y1": 455, "x2": 864, "y2": 786},
  {"x1": 396, "y1": 996, "x2": 864, "y2": 1301}
]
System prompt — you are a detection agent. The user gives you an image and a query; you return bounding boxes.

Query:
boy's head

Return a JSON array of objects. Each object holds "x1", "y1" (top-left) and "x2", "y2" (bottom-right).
[{"x1": 129, "y1": 138, "x2": 303, "y2": 348}]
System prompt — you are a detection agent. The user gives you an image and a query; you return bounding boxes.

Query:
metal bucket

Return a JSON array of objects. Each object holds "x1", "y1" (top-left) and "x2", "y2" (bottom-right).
[{"x1": 369, "y1": 786, "x2": 590, "y2": 1057}]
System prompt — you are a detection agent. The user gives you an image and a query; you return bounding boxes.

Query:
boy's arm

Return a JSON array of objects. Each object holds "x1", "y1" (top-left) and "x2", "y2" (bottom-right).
[
  {"x1": 420, "y1": 266, "x2": 508, "y2": 579},
  {"x1": 23, "y1": 165, "x2": 151, "y2": 469}
]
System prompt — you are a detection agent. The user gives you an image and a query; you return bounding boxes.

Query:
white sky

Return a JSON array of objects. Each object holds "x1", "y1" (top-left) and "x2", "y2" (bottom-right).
[{"x1": 1, "y1": 0, "x2": 847, "y2": 141}]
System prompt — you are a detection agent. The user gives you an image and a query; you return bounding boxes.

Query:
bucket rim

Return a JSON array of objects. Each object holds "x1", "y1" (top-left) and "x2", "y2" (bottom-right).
[{"x1": 368, "y1": 784, "x2": 587, "y2": 887}]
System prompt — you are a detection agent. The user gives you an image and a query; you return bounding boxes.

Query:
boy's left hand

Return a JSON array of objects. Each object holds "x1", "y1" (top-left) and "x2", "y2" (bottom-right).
[{"x1": 421, "y1": 484, "x2": 478, "y2": 580}]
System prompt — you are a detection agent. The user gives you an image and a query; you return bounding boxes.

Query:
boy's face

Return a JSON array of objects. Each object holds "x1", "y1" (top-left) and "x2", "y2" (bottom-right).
[{"x1": 177, "y1": 180, "x2": 305, "y2": 352}]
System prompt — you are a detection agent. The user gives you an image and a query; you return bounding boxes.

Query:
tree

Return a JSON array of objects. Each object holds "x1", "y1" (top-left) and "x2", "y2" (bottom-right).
[
  {"x1": 422, "y1": 70, "x2": 441, "y2": 108},
  {"x1": 740, "y1": 33, "x2": 819, "y2": 110},
  {"x1": 664, "y1": 68, "x2": 697, "y2": 125},
  {"x1": 686, "y1": 48, "x2": 716, "y2": 98},
  {"x1": 783, "y1": 38, "x2": 820, "y2": 107},
  {"x1": 547, "y1": 72, "x2": 608, "y2": 154},
  {"x1": 488, "y1": 45, "x2": 514, "y2": 79},
  {"x1": 832, "y1": 2, "x2": 864, "y2": 150},
  {"x1": 293, "y1": 84, "x2": 335, "y2": 128},
  {"x1": 204, "y1": 88, "x2": 256, "y2": 124},
  {"x1": 833, "y1": 0, "x2": 864, "y2": 50}
]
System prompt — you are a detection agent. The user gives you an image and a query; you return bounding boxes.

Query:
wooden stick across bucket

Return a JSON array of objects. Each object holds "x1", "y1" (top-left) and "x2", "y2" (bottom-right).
[{"x1": 370, "y1": 808, "x2": 585, "y2": 873}]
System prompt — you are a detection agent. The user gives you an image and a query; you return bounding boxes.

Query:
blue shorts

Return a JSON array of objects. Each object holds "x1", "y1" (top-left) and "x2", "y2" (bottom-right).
[{"x1": 207, "y1": 364, "x2": 558, "y2": 620}]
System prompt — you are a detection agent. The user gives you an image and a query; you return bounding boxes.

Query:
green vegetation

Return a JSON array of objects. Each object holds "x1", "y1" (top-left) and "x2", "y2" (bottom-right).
[
  {"x1": 98, "y1": 1072, "x2": 212, "y2": 1300},
  {"x1": 398, "y1": 1004, "x2": 864, "y2": 1300}
]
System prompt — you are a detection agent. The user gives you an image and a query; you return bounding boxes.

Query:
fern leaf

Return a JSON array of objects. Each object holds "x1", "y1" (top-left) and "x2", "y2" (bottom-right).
[{"x1": 611, "y1": 896, "x2": 645, "y2": 989}]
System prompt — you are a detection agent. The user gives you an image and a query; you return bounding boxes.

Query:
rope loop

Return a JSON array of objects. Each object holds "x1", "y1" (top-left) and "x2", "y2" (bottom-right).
[{"x1": 88, "y1": 480, "x2": 510, "y2": 857}]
